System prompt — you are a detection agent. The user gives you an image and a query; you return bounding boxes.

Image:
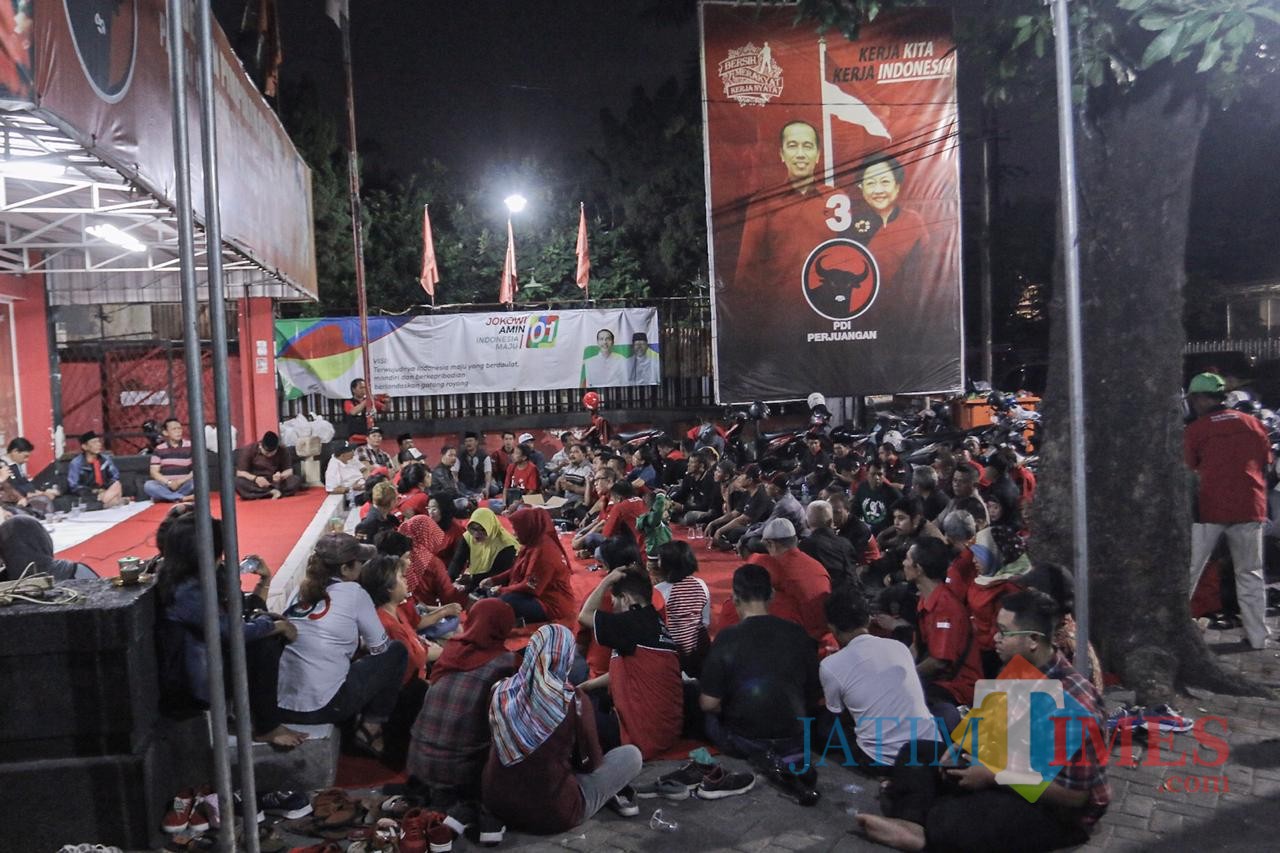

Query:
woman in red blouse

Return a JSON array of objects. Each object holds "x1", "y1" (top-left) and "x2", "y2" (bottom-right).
[
  {"x1": 479, "y1": 508, "x2": 574, "y2": 625},
  {"x1": 396, "y1": 462, "x2": 431, "y2": 520}
]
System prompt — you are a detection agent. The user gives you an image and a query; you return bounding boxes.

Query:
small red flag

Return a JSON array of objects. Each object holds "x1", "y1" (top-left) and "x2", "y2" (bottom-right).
[
  {"x1": 575, "y1": 202, "x2": 590, "y2": 290},
  {"x1": 499, "y1": 219, "x2": 518, "y2": 305},
  {"x1": 419, "y1": 204, "x2": 439, "y2": 300}
]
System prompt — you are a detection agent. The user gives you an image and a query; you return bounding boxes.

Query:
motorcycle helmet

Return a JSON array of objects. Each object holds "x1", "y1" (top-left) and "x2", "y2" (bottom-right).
[
  {"x1": 581, "y1": 390, "x2": 601, "y2": 411},
  {"x1": 806, "y1": 392, "x2": 827, "y2": 411},
  {"x1": 881, "y1": 429, "x2": 905, "y2": 452},
  {"x1": 697, "y1": 424, "x2": 716, "y2": 442},
  {"x1": 748, "y1": 400, "x2": 770, "y2": 420}
]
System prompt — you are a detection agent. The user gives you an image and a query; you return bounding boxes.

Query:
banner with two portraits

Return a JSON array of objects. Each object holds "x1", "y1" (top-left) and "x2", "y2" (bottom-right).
[{"x1": 700, "y1": 3, "x2": 963, "y2": 402}]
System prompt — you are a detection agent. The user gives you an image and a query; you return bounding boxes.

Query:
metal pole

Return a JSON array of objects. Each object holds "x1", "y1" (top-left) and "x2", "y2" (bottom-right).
[
  {"x1": 1050, "y1": 0, "x2": 1091, "y2": 680},
  {"x1": 194, "y1": 2, "x2": 258, "y2": 849},
  {"x1": 980, "y1": 110, "x2": 995, "y2": 385},
  {"x1": 165, "y1": 1, "x2": 235, "y2": 847},
  {"x1": 339, "y1": 9, "x2": 375, "y2": 430}
]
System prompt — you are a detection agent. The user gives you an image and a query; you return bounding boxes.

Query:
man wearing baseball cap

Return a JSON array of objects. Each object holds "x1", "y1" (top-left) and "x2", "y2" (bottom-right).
[
  {"x1": 1185, "y1": 372, "x2": 1273, "y2": 649},
  {"x1": 742, "y1": 518, "x2": 832, "y2": 643}
]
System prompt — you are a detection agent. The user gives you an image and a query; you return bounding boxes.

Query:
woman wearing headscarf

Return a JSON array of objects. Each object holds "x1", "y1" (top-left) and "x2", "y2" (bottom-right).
[
  {"x1": 428, "y1": 495, "x2": 467, "y2": 565},
  {"x1": 482, "y1": 624, "x2": 642, "y2": 836},
  {"x1": 478, "y1": 508, "x2": 575, "y2": 625},
  {"x1": 402, "y1": 514, "x2": 469, "y2": 610},
  {"x1": 447, "y1": 507, "x2": 519, "y2": 592},
  {"x1": 0, "y1": 514, "x2": 96, "y2": 581},
  {"x1": 407, "y1": 599, "x2": 520, "y2": 817}
]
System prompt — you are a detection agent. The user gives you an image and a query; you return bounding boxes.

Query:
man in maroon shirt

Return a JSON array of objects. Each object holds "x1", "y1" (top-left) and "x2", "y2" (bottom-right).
[
  {"x1": 903, "y1": 537, "x2": 981, "y2": 733},
  {"x1": 1185, "y1": 373, "x2": 1274, "y2": 649}
]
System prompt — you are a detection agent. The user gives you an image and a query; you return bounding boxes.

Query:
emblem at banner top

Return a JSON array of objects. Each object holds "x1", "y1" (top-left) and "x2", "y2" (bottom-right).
[
  {"x1": 718, "y1": 42, "x2": 783, "y2": 107},
  {"x1": 801, "y1": 239, "x2": 879, "y2": 321},
  {"x1": 524, "y1": 314, "x2": 560, "y2": 349}
]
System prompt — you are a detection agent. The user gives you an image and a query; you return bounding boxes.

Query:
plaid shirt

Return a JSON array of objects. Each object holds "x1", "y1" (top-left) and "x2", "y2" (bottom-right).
[
  {"x1": 406, "y1": 652, "x2": 519, "y2": 790},
  {"x1": 1044, "y1": 651, "x2": 1111, "y2": 830}
]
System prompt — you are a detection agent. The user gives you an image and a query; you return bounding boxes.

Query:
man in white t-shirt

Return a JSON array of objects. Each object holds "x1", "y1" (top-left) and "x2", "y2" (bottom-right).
[
  {"x1": 820, "y1": 589, "x2": 938, "y2": 774},
  {"x1": 324, "y1": 444, "x2": 365, "y2": 494}
]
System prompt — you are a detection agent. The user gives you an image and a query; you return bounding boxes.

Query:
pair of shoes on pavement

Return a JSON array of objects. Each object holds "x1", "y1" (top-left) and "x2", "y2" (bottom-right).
[
  {"x1": 1106, "y1": 702, "x2": 1194, "y2": 734},
  {"x1": 163, "y1": 786, "x2": 270, "y2": 835},
  {"x1": 401, "y1": 805, "x2": 502, "y2": 852},
  {"x1": 633, "y1": 760, "x2": 756, "y2": 801}
]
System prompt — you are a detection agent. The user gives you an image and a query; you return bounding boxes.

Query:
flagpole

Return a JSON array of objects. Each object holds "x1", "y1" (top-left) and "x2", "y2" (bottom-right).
[
  {"x1": 819, "y1": 37, "x2": 834, "y2": 188},
  {"x1": 338, "y1": 4, "x2": 375, "y2": 430}
]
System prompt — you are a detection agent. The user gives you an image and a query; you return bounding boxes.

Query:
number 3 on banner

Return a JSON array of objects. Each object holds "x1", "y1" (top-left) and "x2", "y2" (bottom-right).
[{"x1": 825, "y1": 194, "x2": 852, "y2": 231}]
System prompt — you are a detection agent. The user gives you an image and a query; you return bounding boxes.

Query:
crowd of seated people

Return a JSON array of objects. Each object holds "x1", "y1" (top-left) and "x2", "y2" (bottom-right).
[{"x1": 102, "y1": 420, "x2": 1130, "y2": 851}]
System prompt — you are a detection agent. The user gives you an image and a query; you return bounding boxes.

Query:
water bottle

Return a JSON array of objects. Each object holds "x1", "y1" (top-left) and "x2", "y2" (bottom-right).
[{"x1": 800, "y1": 482, "x2": 810, "y2": 505}]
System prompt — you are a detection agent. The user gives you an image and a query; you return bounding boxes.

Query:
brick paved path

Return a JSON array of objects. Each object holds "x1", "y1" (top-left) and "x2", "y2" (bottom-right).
[{"x1": 493, "y1": 616, "x2": 1280, "y2": 852}]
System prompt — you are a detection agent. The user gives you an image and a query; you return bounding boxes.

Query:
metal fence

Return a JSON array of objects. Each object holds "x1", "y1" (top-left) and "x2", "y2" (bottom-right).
[
  {"x1": 1184, "y1": 338, "x2": 1280, "y2": 359},
  {"x1": 278, "y1": 297, "x2": 716, "y2": 423}
]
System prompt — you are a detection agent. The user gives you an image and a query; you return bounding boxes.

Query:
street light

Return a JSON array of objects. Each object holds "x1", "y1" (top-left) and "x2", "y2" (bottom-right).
[{"x1": 504, "y1": 193, "x2": 527, "y2": 214}]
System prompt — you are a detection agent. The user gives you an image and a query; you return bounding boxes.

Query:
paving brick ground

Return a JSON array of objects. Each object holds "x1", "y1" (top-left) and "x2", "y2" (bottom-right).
[
  {"x1": 485, "y1": 614, "x2": 1280, "y2": 853},
  {"x1": 254, "y1": 614, "x2": 1280, "y2": 853}
]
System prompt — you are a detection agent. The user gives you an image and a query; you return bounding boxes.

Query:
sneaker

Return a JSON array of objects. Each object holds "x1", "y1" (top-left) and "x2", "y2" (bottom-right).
[
  {"x1": 427, "y1": 813, "x2": 456, "y2": 853},
  {"x1": 233, "y1": 791, "x2": 264, "y2": 824},
  {"x1": 161, "y1": 788, "x2": 197, "y2": 835},
  {"x1": 189, "y1": 786, "x2": 215, "y2": 834},
  {"x1": 441, "y1": 801, "x2": 477, "y2": 837},
  {"x1": 1105, "y1": 703, "x2": 1145, "y2": 735},
  {"x1": 695, "y1": 766, "x2": 756, "y2": 800},
  {"x1": 663, "y1": 759, "x2": 718, "y2": 788},
  {"x1": 632, "y1": 777, "x2": 692, "y2": 801},
  {"x1": 399, "y1": 808, "x2": 435, "y2": 853},
  {"x1": 476, "y1": 807, "x2": 505, "y2": 847},
  {"x1": 258, "y1": 788, "x2": 312, "y2": 819},
  {"x1": 1141, "y1": 703, "x2": 1194, "y2": 733},
  {"x1": 606, "y1": 785, "x2": 640, "y2": 817}
]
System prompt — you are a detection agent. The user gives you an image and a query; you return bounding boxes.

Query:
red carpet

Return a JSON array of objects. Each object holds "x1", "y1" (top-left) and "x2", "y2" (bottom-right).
[
  {"x1": 56, "y1": 488, "x2": 331, "y2": 587},
  {"x1": 336, "y1": 527, "x2": 741, "y2": 786}
]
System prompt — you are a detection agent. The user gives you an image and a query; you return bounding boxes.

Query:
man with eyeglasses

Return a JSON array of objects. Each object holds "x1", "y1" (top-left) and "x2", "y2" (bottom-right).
[{"x1": 856, "y1": 589, "x2": 1110, "y2": 852}]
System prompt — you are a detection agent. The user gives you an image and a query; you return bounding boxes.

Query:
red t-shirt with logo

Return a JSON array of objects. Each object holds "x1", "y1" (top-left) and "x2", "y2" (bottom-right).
[
  {"x1": 917, "y1": 582, "x2": 981, "y2": 706},
  {"x1": 1184, "y1": 408, "x2": 1271, "y2": 523}
]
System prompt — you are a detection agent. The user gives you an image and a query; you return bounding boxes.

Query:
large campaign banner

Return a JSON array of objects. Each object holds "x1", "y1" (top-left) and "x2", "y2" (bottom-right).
[
  {"x1": 701, "y1": 3, "x2": 963, "y2": 402},
  {"x1": 276, "y1": 308, "x2": 661, "y2": 399}
]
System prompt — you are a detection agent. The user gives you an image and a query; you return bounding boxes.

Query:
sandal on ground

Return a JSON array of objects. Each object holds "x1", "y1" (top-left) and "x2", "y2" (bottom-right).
[{"x1": 352, "y1": 721, "x2": 388, "y2": 761}]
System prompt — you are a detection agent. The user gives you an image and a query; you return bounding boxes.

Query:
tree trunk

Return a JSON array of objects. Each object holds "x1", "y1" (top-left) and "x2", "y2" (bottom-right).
[{"x1": 1033, "y1": 74, "x2": 1271, "y2": 703}]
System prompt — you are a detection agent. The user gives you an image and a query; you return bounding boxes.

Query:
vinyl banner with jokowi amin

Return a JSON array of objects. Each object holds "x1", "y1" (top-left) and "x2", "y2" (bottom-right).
[
  {"x1": 700, "y1": 3, "x2": 963, "y2": 402},
  {"x1": 275, "y1": 308, "x2": 662, "y2": 400}
]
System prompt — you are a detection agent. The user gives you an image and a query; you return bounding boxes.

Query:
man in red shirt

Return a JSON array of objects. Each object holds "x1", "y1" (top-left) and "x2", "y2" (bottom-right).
[
  {"x1": 577, "y1": 569, "x2": 683, "y2": 759},
  {"x1": 342, "y1": 377, "x2": 388, "y2": 438},
  {"x1": 904, "y1": 537, "x2": 982, "y2": 733},
  {"x1": 601, "y1": 480, "x2": 647, "y2": 556},
  {"x1": 1185, "y1": 373, "x2": 1274, "y2": 649},
  {"x1": 748, "y1": 518, "x2": 832, "y2": 643}
]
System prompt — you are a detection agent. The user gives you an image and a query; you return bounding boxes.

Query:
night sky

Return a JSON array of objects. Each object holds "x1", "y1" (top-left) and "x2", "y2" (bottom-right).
[{"x1": 220, "y1": 1, "x2": 699, "y2": 178}]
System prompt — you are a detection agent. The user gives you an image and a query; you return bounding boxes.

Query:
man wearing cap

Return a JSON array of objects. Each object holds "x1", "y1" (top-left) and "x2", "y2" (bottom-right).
[
  {"x1": 629, "y1": 332, "x2": 660, "y2": 386},
  {"x1": 517, "y1": 432, "x2": 547, "y2": 476},
  {"x1": 67, "y1": 431, "x2": 125, "y2": 508},
  {"x1": 748, "y1": 518, "x2": 833, "y2": 642},
  {"x1": 235, "y1": 431, "x2": 303, "y2": 500},
  {"x1": 144, "y1": 418, "x2": 195, "y2": 503},
  {"x1": 455, "y1": 432, "x2": 495, "y2": 498},
  {"x1": 325, "y1": 444, "x2": 365, "y2": 495},
  {"x1": 357, "y1": 427, "x2": 394, "y2": 473},
  {"x1": 1185, "y1": 372, "x2": 1274, "y2": 650}
]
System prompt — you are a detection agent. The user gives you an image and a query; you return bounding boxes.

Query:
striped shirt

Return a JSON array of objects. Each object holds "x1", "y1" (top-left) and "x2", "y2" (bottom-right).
[
  {"x1": 655, "y1": 575, "x2": 711, "y2": 657},
  {"x1": 151, "y1": 440, "x2": 193, "y2": 478}
]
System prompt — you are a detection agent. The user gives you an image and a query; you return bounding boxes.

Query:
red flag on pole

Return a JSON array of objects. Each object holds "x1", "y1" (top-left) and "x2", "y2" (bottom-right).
[
  {"x1": 575, "y1": 202, "x2": 590, "y2": 293},
  {"x1": 499, "y1": 219, "x2": 518, "y2": 305},
  {"x1": 419, "y1": 204, "x2": 439, "y2": 302}
]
